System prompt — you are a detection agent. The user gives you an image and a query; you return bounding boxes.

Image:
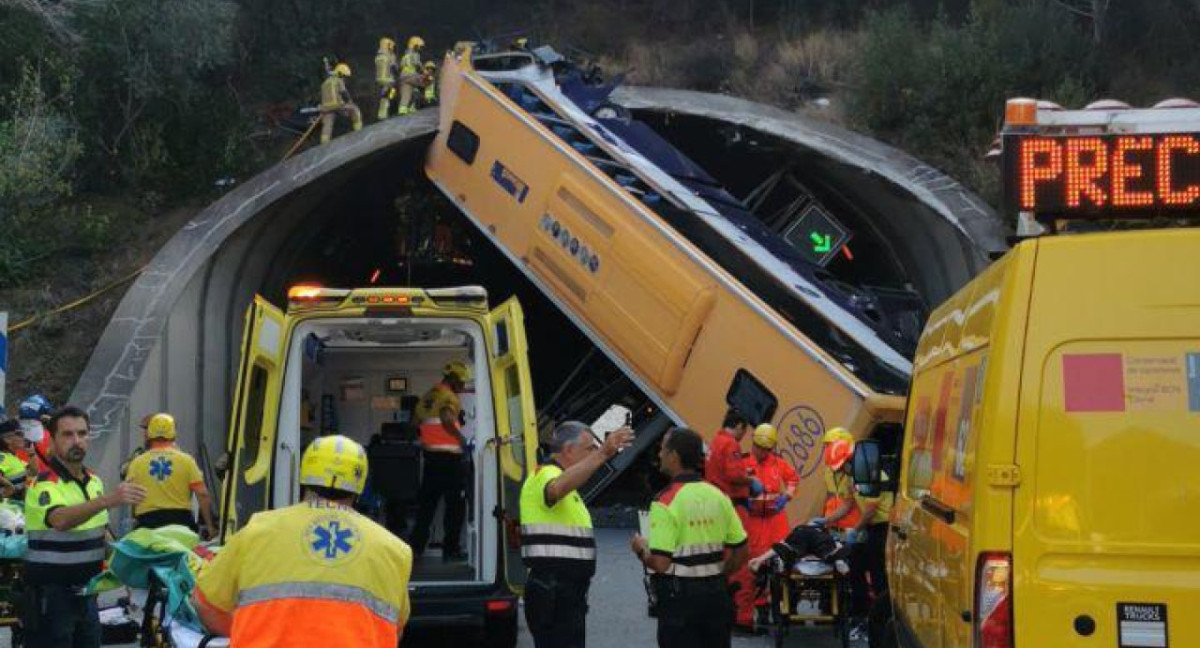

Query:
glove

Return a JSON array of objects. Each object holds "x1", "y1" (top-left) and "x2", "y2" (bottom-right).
[
  {"x1": 844, "y1": 529, "x2": 861, "y2": 544},
  {"x1": 748, "y1": 478, "x2": 764, "y2": 497},
  {"x1": 772, "y1": 494, "x2": 790, "y2": 513}
]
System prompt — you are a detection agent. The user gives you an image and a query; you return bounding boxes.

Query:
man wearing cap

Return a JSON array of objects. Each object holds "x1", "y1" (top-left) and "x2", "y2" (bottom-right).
[
  {"x1": 733, "y1": 424, "x2": 798, "y2": 632},
  {"x1": 17, "y1": 394, "x2": 54, "y2": 474},
  {"x1": 125, "y1": 413, "x2": 215, "y2": 536},
  {"x1": 410, "y1": 360, "x2": 472, "y2": 561}
]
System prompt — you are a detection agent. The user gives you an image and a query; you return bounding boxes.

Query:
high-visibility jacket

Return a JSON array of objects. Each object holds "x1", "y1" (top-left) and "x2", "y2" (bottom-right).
[
  {"x1": 400, "y1": 49, "x2": 422, "y2": 75},
  {"x1": 195, "y1": 500, "x2": 413, "y2": 648},
  {"x1": 375, "y1": 50, "x2": 396, "y2": 84},
  {"x1": 126, "y1": 442, "x2": 206, "y2": 517},
  {"x1": 519, "y1": 463, "x2": 595, "y2": 579},
  {"x1": 854, "y1": 488, "x2": 894, "y2": 526},
  {"x1": 415, "y1": 382, "x2": 462, "y2": 452},
  {"x1": 704, "y1": 429, "x2": 749, "y2": 499},
  {"x1": 0, "y1": 452, "x2": 28, "y2": 495},
  {"x1": 320, "y1": 76, "x2": 348, "y2": 112},
  {"x1": 25, "y1": 458, "x2": 108, "y2": 586},
  {"x1": 743, "y1": 452, "x2": 798, "y2": 517},
  {"x1": 822, "y1": 466, "x2": 862, "y2": 529},
  {"x1": 648, "y1": 474, "x2": 747, "y2": 578}
]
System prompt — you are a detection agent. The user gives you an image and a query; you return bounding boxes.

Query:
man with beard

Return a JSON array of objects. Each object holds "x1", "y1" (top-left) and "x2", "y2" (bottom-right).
[{"x1": 22, "y1": 406, "x2": 145, "y2": 647}]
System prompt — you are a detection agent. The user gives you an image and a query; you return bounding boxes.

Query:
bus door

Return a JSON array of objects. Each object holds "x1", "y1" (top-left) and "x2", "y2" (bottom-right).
[
  {"x1": 485, "y1": 297, "x2": 539, "y2": 592},
  {"x1": 219, "y1": 296, "x2": 288, "y2": 540}
]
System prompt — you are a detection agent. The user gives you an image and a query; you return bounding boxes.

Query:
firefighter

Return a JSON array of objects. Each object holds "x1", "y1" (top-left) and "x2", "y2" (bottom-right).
[
  {"x1": 410, "y1": 360, "x2": 470, "y2": 561},
  {"x1": 703, "y1": 408, "x2": 760, "y2": 623},
  {"x1": 397, "y1": 36, "x2": 425, "y2": 115},
  {"x1": 0, "y1": 419, "x2": 28, "y2": 499},
  {"x1": 194, "y1": 435, "x2": 413, "y2": 646},
  {"x1": 23, "y1": 406, "x2": 145, "y2": 648},
  {"x1": 319, "y1": 63, "x2": 363, "y2": 144},
  {"x1": 632, "y1": 427, "x2": 748, "y2": 648},
  {"x1": 520, "y1": 421, "x2": 633, "y2": 648},
  {"x1": 421, "y1": 60, "x2": 438, "y2": 106},
  {"x1": 735, "y1": 424, "x2": 798, "y2": 631},
  {"x1": 375, "y1": 37, "x2": 398, "y2": 120},
  {"x1": 125, "y1": 413, "x2": 216, "y2": 536}
]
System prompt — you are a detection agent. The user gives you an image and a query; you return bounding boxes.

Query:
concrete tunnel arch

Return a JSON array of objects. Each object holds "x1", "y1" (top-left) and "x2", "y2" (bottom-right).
[{"x1": 70, "y1": 87, "x2": 1009, "y2": 484}]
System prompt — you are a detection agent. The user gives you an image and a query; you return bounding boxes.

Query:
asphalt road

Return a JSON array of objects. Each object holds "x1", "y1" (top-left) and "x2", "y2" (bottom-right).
[{"x1": 0, "y1": 529, "x2": 848, "y2": 648}]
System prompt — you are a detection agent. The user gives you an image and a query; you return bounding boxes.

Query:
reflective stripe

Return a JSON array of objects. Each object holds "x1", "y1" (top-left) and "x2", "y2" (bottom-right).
[
  {"x1": 238, "y1": 582, "x2": 400, "y2": 624},
  {"x1": 520, "y1": 544, "x2": 597, "y2": 561},
  {"x1": 520, "y1": 524, "x2": 594, "y2": 539},
  {"x1": 28, "y1": 528, "x2": 106, "y2": 542},
  {"x1": 25, "y1": 547, "x2": 107, "y2": 564},
  {"x1": 674, "y1": 542, "x2": 723, "y2": 558},
  {"x1": 670, "y1": 563, "x2": 724, "y2": 578}
]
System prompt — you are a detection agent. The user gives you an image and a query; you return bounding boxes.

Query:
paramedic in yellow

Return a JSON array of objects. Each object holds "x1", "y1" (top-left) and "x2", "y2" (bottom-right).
[
  {"x1": 194, "y1": 435, "x2": 413, "y2": 647},
  {"x1": 23, "y1": 406, "x2": 145, "y2": 648},
  {"x1": 411, "y1": 360, "x2": 471, "y2": 561},
  {"x1": 126, "y1": 413, "x2": 215, "y2": 536}
]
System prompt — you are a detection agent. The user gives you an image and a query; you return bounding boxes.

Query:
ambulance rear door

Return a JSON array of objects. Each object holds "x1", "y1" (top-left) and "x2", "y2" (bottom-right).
[
  {"x1": 219, "y1": 296, "x2": 289, "y2": 540},
  {"x1": 484, "y1": 296, "x2": 539, "y2": 592}
]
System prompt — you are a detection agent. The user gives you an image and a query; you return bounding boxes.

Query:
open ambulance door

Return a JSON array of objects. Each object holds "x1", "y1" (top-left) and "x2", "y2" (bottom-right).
[
  {"x1": 485, "y1": 297, "x2": 539, "y2": 593},
  {"x1": 218, "y1": 296, "x2": 288, "y2": 541}
]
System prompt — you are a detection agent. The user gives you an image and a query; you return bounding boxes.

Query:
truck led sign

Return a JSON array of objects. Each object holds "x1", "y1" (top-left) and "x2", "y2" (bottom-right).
[{"x1": 1003, "y1": 133, "x2": 1200, "y2": 217}]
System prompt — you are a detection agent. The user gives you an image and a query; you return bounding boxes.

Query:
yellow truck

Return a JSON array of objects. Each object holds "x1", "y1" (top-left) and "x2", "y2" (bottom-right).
[
  {"x1": 218, "y1": 285, "x2": 535, "y2": 646},
  {"x1": 856, "y1": 98, "x2": 1200, "y2": 648}
]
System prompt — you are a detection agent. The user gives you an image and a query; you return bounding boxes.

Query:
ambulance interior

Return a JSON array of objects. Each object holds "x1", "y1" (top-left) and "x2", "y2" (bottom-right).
[{"x1": 274, "y1": 317, "x2": 499, "y2": 585}]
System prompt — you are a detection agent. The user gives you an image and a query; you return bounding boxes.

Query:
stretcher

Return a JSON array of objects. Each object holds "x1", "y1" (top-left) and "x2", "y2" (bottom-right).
[{"x1": 135, "y1": 576, "x2": 229, "y2": 648}]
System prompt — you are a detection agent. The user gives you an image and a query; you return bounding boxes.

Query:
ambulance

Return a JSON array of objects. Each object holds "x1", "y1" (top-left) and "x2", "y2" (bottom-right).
[
  {"x1": 856, "y1": 97, "x2": 1200, "y2": 648},
  {"x1": 217, "y1": 285, "x2": 535, "y2": 646}
]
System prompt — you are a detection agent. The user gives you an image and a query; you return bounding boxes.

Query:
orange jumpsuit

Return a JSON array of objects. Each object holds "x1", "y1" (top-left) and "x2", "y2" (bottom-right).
[{"x1": 734, "y1": 452, "x2": 799, "y2": 627}]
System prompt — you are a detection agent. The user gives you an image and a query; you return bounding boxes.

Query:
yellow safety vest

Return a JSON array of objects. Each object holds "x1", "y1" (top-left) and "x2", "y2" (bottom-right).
[
  {"x1": 0, "y1": 453, "x2": 27, "y2": 493},
  {"x1": 400, "y1": 50, "x2": 421, "y2": 75},
  {"x1": 519, "y1": 463, "x2": 595, "y2": 578},
  {"x1": 195, "y1": 499, "x2": 413, "y2": 647},
  {"x1": 375, "y1": 51, "x2": 396, "y2": 84},
  {"x1": 26, "y1": 459, "x2": 108, "y2": 585},
  {"x1": 321, "y1": 76, "x2": 347, "y2": 111},
  {"x1": 126, "y1": 444, "x2": 205, "y2": 516},
  {"x1": 648, "y1": 474, "x2": 747, "y2": 578}
]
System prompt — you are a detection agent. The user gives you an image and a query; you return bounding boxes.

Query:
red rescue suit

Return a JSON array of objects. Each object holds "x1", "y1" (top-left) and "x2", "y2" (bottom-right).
[{"x1": 732, "y1": 451, "x2": 799, "y2": 627}]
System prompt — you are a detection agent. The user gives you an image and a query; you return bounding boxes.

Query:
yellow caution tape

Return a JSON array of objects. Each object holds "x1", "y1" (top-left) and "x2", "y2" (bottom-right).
[{"x1": 10, "y1": 266, "x2": 145, "y2": 334}]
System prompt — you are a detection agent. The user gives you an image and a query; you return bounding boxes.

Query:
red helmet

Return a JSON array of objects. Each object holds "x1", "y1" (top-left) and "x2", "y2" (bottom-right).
[{"x1": 824, "y1": 439, "x2": 853, "y2": 471}]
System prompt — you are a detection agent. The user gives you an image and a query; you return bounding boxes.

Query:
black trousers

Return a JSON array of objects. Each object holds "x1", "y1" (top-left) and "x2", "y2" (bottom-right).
[
  {"x1": 524, "y1": 570, "x2": 591, "y2": 648},
  {"x1": 411, "y1": 451, "x2": 466, "y2": 554},
  {"x1": 865, "y1": 522, "x2": 890, "y2": 597},
  {"x1": 21, "y1": 585, "x2": 101, "y2": 648},
  {"x1": 135, "y1": 508, "x2": 198, "y2": 532},
  {"x1": 850, "y1": 522, "x2": 891, "y2": 615},
  {"x1": 653, "y1": 576, "x2": 732, "y2": 648}
]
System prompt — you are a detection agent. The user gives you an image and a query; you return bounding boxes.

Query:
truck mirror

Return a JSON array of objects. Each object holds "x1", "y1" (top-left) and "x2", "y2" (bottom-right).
[{"x1": 852, "y1": 440, "x2": 882, "y2": 496}]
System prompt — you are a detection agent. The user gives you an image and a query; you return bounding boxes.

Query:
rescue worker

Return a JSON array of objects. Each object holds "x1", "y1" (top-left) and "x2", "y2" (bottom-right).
[
  {"x1": 23, "y1": 406, "x2": 146, "y2": 648},
  {"x1": 194, "y1": 435, "x2": 413, "y2": 647},
  {"x1": 520, "y1": 421, "x2": 633, "y2": 648},
  {"x1": 811, "y1": 428, "x2": 860, "y2": 531},
  {"x1": 703, "y1": 408, "x2": 759, "y2": 622},
  {"x1": 734, "y1": 424, "x2": 798, "y2": 632},
  {"x1": 410, "y1": 360, "x2": 470, "y2": 561},
  {"x1": 319, "y1": 62, "x2": 363, "y2": 144},
  {"x1": 375, "y1": 36, "x2": 398, "y2": 120},
  {"x1": 397, "y1": 36, "x2": 425, "y2": 115},
  {"x1": 631, "y1": 427, "x2": 749, "y2": 648},
  {"x1": 421, "y1": 60, "x2": 438, "y2": 106},
  {"x1": 125, "y1": 413, "x2": 216, "y2": 536},
  {"x1": 119, "y1": 413, "x2": 152, "y2": 481},
  {"x1": 0, "y1": 419, "x2": 29, "y2": 499},
  {"x1": 17, "y1": 394, "x2": 54, "y2": 474},
  {"x1": 851, "y1": 467, "x2": 893, "y2": 614}
]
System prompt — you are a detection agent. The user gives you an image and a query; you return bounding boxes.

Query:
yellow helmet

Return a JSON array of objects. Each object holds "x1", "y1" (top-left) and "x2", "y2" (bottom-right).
[
  {"x1": 408, "y1": 36, "x2": 425, "y2": 50},
  {"x1": 380, "y1": 37, "x2": 395, "y2": 51},
  {"x1": 752, "y1": 423, "x2": 778, "y2": 449},
  {"x1": 823, "y1": 426, "x2": 853, "y2": 445},
  {"x1": 146, "y1": 413, "x2": 177, "y2": 441},
  {"x1": 423, "y1": 60, "x2": 436, "y2": 70},
  {"x1": 300, "y1": 435, "x2": 368, "y2": 495},
  {"x1": 444, "y1": 360, "x2": 471, "y2": 384},
  {"x1": 333, "y1": 62, "x2": 352, "y2": 77}
]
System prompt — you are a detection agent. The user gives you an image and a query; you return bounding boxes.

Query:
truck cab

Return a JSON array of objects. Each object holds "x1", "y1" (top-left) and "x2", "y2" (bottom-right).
[{"x1": 218, "y1": 285, "x2": 535, "y2": 646}]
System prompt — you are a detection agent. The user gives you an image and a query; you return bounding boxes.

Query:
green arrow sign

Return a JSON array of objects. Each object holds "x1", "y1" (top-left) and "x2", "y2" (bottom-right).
[{"x1": 810, "y1": 231, "x2": 832, "y2": 254}]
